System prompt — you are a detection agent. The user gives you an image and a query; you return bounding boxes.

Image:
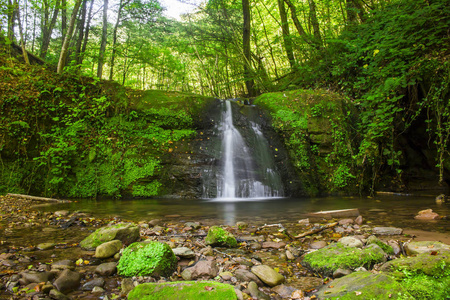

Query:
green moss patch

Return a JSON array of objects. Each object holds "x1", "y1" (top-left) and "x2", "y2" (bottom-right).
[
  {"x1": 128, "y1": 281, "x2": 237, "y2": 300},
  {"x1": 205, "y1": 226, "x2": 237, "y2": 248},
  {"x1": 314, "y1": 271, "x2": 413, "y2": 299},
  {"x1": 302, "y1": 243, "x2": 386, "y2": 277},
  {"x1": 117, "y1": 241, "x2": 177, "y2": 277},
  {"x1": 80, "y1": 223, "x2": 140, "y2": 250}
]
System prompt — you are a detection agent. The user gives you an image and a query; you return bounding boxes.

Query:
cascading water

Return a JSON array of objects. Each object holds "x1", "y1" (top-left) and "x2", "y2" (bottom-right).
[{"x1": 203, "y1": 100, "x2": 284, "y2": 200}]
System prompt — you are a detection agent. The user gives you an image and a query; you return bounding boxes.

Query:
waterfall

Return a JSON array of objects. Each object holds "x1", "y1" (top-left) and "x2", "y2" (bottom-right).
[{"x1": 203, "y1": 100, "x2": 284, "y2": 200}]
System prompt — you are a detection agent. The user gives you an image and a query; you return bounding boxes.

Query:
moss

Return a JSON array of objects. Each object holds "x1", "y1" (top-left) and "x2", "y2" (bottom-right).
[
  {"x1": 302, "y1": 243, "x2": 386, "y2": 277},
  {"x1": 205, "y1": 226, "x2": 237, "y2": 248},
  {"x1": 117, "y1": 241, "x2": 177, "y2": 277},
  {"x1": 402, "y1": 274, "x2": 450, "y2": 299},
  {"x1": 366, "y1": 236, "x2": 394, "y2": 255},
  {"x1": 79, "y1": 223, "x2": 139, "y2": 250},
  {"x1": 128, "y1": 281, "x2": 237, "y2": 300}
]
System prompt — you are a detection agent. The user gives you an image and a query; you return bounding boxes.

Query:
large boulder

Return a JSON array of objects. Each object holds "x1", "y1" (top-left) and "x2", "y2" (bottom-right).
[
  {"x1": 314, "y1": 271, "x2": 413, "y2": 299},
  {"x1": 301, "y1": 242, "x2": 386, "y2": 277},
  {"x1": 180, "y1": 260, "x2": 219, "y2": 280},
  {"x1": 251, "y1": 265, "x2": 285, "y2": 287},
  {"x1": 117, "y1": 241, "x2": 177, "y2": 277},
  {"x1": 95, "y1": 240, "x2": 123, "y2": 258},
  {"x1": 53, "y1": 269, "x2": 82, "y2": 294},
  {"x1": 404, "y1": 241, "x2": 450, "y2": 255},
  {"x1": 80, "y1": 223, "x2": 140, "y2": 250},
  {"x1": 128, "y1": 281, "x2": 238, "y2": 300},
  {"x1": 205, "y1": 226, "x2": 237, "y2": 248}
]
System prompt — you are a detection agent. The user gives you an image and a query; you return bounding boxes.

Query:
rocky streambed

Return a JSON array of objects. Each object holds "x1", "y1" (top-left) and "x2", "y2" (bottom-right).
[{"x1": 0, "y1": 195, "x2": 449, "y2": 299}]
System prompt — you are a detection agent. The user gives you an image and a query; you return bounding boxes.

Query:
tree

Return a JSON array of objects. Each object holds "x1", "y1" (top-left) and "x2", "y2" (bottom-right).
[
  {"x1": 242, "y1": 0, "x2": 255, "y2": 96},
  {"x1": 40, "y1": 0, "x2": 61, "y2": 59},
  {"x1": 277, "y1": 0, "x2": 295, "y2": 69},
  {"x1": 97, "y1": 0, "x2": 109, "y2": 78},
  {"x1": 57, "y1": 0, "x2": 82, "y2": 73}
]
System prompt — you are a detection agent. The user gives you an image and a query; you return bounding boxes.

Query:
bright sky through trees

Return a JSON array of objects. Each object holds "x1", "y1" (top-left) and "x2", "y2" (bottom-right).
[{"x1": 160, "y1": 0, "x2": 202, "y2": 19}]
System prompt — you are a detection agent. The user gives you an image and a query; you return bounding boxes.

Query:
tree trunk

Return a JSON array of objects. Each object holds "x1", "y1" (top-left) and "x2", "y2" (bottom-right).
[
  {"x1": 7, "y1": 0, "x2": 15, "y2": 43},
  {"x1": 242, "y1": 0, "x2": 255, "y2": 97},
  {"x1": 97, "y1": 0, "x2": 108, "y2": 78},
  {"x1": 40, "y1": 0, "x2": 60, "y2": 59},
  {"x1": 283, "y1": 0, "x2": 308, "y2": 38},
  {"x1": 14, "y1": 0, "x2": 29, "y2": 64},
  {"x1": 79, "y1": 0, "x2": 94, "y2": 65},
  {"x1": 308, "y1": 0, "x2": 322, "y2": 46},
  {"x1": 57, "y1": 0, "x2": 82, "y2": 73},
  {"x1": 61, "y1": 0, "x2": 67, "y2": 38},
  {"x1": 277, "y1": 0, "x2": 295, "y2": 69},
  {"x1": 74, "y1": 0, "x2": 86, "y2": 65},
  {"x1": 346, "y1": 0, "x2": 358, "y2": 24},
  {"x1": 109, "y1": 0, "x2": 126, "y2": 80}
]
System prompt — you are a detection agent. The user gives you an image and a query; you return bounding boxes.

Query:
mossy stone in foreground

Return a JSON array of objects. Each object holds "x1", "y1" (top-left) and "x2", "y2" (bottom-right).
[
  {"x1": 314, "y1": 271, "x2": 413, "y2": 299},
  {"x1": 205, "y1": 226, "x2": 237, "y2": 247},
  {"x1": 80, "y1": 223, "x2": 140, "y2": 250},
  {"x1": 128, "y1": 281, "x2": 238, "y2": 300},
  {"x1": 117, "y1": 241, "x2": 177, "y2": 277},
  {"x1": 302, "y1": 243, "x2": 386, "y2": 277}
]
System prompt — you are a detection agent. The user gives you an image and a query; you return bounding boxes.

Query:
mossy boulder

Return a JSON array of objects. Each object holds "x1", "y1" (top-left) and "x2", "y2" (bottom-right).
[
  {"x1": 314, "y1": 271, "x2": 413, "y2": 299},
  {"x1": 366, "y1": 236, "x2": 394, "y2": 255},
  {"x1": 205, "y1": 226, "x2": 237, "y2": 248},
  {"x1": 380, "y1": 249, "x2": 450, "y2": 277},
  {"x1": 80, "y1": 223, "x2": 140, "y2": 250},
  {"x1": 117, "y1": 241, "x2": 177, "y2": 277},
  {"x1": 128, "y1": 281, "x2": 238, "y2": 300},
  {"x1": 301, "y1": 243, "x2": 386, "y2": 277},
  {"x1": 404, "y1": 241, "x2": 450, "y2": 255}
]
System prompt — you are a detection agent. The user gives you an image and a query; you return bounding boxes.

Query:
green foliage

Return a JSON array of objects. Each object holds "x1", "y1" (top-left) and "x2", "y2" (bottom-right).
[
  {"x1": 117, "y1": 241, "x2": 177, "y2": 277},
  {"x1": 402, "y1": 274, "x2": 450, "y2": 300}
]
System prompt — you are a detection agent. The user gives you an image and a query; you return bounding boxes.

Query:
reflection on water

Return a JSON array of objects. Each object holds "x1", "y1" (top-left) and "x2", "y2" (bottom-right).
[{"x1": 39, "y1": 194, "x2": 450, "y2": 233}]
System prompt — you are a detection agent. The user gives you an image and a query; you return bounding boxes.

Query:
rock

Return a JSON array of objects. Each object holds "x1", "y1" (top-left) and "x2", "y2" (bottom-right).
[
  {"x1": 219, "y1": 271, "x2": 233, "y2": 281},
  {"x1": 234, "y1": 269, "x2": 264, "y2": 286},
  {"x1": 181, "y1": 260, "x2": 219, "y2": 280},
  {"x1": 338, "y1": 218, "x2": 354, "y2": 225},
  {"x1": 301, "y1": 242, "x2": 386, "y2": 277},
  {"x1": 291, "y1": 277, "x2": 324, "y2": 291},
  {"x1": 51, "y1": 260, "x2": 75, "y2": 271},
  {"x1": 309, "y1": 240, "x2": 327, "y2": 249},
  {"x1": 200, "y1": 245, "x2": 214, "y2": 256},
  {"x1": 249, "y1": 242, "x2": 262, "y2": 250},
  {"x1": 92, "y1": 286, "x2": 105, "y2": 293},
  {"x1": 251, "y1": 265, "x2": 285, "y2": 287},
  {"x1": 121, "y1": 278, "x2": 135, "y2": 295},
  {"x1": 286, "y1": 250, "x2": 295, "y2": 260},
  {"x1": 185, "y1": 222, "x2": 201, "y2": 229},
  {"x1": 53, "y1": 269, "x2": 82, "y2": 294},
  {"x1": 81, "y1": 278, "x2": 105, "y2": 291},
  {"x1": 366, "y1": 235, "x2": 394, "y2": 254},
  {"x1": 95, "y1": 262, "x2": 117, "y2": 276},
  {"x1": 372, "y1": 227, "x2": 403, "y2": 235},
  {"x1": 262, "y1": 241, "x2": 286, "y2": 249},
  {"x1": 355, "y1": 215, "x2": 363, "y2": 225},
  {"x1": 306, "y1": 208, "x2": 360, "y2": 221},
  {"x1": 271, "y1": 284, "x2": 297, "y2": 298},
  {"x1": 172, "y1": 247, "x2": 195, "y2": 258},
  {"x1": 387, "y1": 240, "x2": 401, "y2": 255},
  {"x1": 95, "y1": 240, "x2": 123, "y2": 258},
  {"x1": 381, "y1": 249, "x2": 450, "y2": 277},
  {"x1": 414, "y1": 209, "x2": 440, "y2": 220},
  {"x1": 19, "y1": 271, "x2": 54, "y2": 284},
  {"x1": 37, "y1": 242, "x2": 56, "y2": 250},
  {"x1": 80, "y1": 223, "x2": 140, "y2": 250},
  {"x1": 117, "y1": 241, "x2": 177, "y2": 277},
  {"x1": 54, "y1": 210, "x2": 70, "y2": 217},
  {"x1": 128, "y1": 281, "x2": 238, "y2": 300},
  {"x1": 404, "y1": 241, "x2": 450, "y2": 255},
  {"x1": 333, "y1": 268, "x2": 352, "y2": 278},
  {"x1": 314, "y1": 271, "x2": 413, "y2": 299},
  {"x1": 148, "y1": 219, "x2": 162, "y2": 227},
  {"x1": 436, "y1": 194, "x2": 447, "y2": 204},
  {"x1": 247, "y1": 281, "x2": 270, "y2": 300},
  {"x1": 236, "y1": 221, "x2": 248, "y2": 229},
  {"x1": 49, "y1": 289, "x2": 70, "y2": 300},
  {"x1": 338, "y1": 236, "x2": 363, "y2": 248},
  {"x1": 205, "y1": 226, "x2": 237, "y2": 248}
]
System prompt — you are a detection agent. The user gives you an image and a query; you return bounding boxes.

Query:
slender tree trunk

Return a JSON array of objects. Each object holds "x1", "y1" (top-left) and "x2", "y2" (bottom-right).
[
  {"x1": 242, "y1": 0, "x2": 255, "y2": 97},
  {"x1": 278, "y1": 0, "x2": 295, "y2": 69},
  {"x1": 57, "y1": 0, "x2": 82, "y2": 73},
  {"x1": 97, "y1": 0, "x2": 108, "y2": 78},
  {"x1": 40, "y1": 0, "x2": 60, "y2": 59},
  {"x1": 109, "y1": 0, "x2": 126, "y2": 80},
  {"x1": 79, "y1": 0, "x2": 94, "y2": 65},
  {"x1": 7, "y1": 0, "x2": 15, "y2": 43},
  {"x1": 308, "y1": 0, "x2": 322, "y2": 45},
  {"x1": 14, "y1": 0, "x2": 29, "y2": 64},
  {"x1": 61, "y1": 0, "x2": 67, "y2": 38},
  {"x1": 74, "y1": 0, "x2": 86, "y2": 65}
]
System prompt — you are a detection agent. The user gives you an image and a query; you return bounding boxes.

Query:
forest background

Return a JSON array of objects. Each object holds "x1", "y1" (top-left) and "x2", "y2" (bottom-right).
[{"x1": 0, "y1": 0, "x2": 449, "y2": 198}]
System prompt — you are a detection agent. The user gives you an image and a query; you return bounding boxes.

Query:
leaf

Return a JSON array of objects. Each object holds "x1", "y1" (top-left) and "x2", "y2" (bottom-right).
[{"x1": 205, "y1": 286, "x2": 214, "y2": 291}]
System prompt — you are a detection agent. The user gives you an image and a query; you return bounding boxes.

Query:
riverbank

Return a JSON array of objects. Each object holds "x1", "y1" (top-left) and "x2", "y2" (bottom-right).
[{"x1": 1, "y1": 194, "x2": 449, "y2": 299}]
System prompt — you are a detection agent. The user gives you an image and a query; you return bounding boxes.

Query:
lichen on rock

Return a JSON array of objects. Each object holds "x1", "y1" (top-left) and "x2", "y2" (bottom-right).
[{"x1": 117, "y1": 241, "x2": 177, "y2": 277}]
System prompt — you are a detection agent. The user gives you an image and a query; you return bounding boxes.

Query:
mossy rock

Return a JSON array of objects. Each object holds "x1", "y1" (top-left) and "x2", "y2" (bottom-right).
[
  {"x1": 128, "y1": 281, "x2": 237, "y2": 300},
  {"x1": 366, "y1": 236, "x2": 394, "y2": 255},
  {"x1": 117, "y1": 241, "x2": 177, "y2": 277},
  {"x1": 314, "y1": 271, "x2": 413, "y2": 299},
  {"x1": 380, "y1": 249, "x2": 450, "y2": 277},
  {"x1": 301, "y1": 243, "x2": 386, "y2": 277},
  {"x1": 205, "y1": 226, "x2": 237, "y2": 248},
  {"x1": 80, "y1": 223, "x2": 140, "y2": 250},
  {"x1": 402, "y1": 273, "x2": 450, "y2": 299}
]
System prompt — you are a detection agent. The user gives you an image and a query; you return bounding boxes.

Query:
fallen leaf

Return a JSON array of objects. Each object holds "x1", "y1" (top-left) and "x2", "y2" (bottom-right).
[{"x1": 205, "y1": 286, "x2": 214, "y2": 291}]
